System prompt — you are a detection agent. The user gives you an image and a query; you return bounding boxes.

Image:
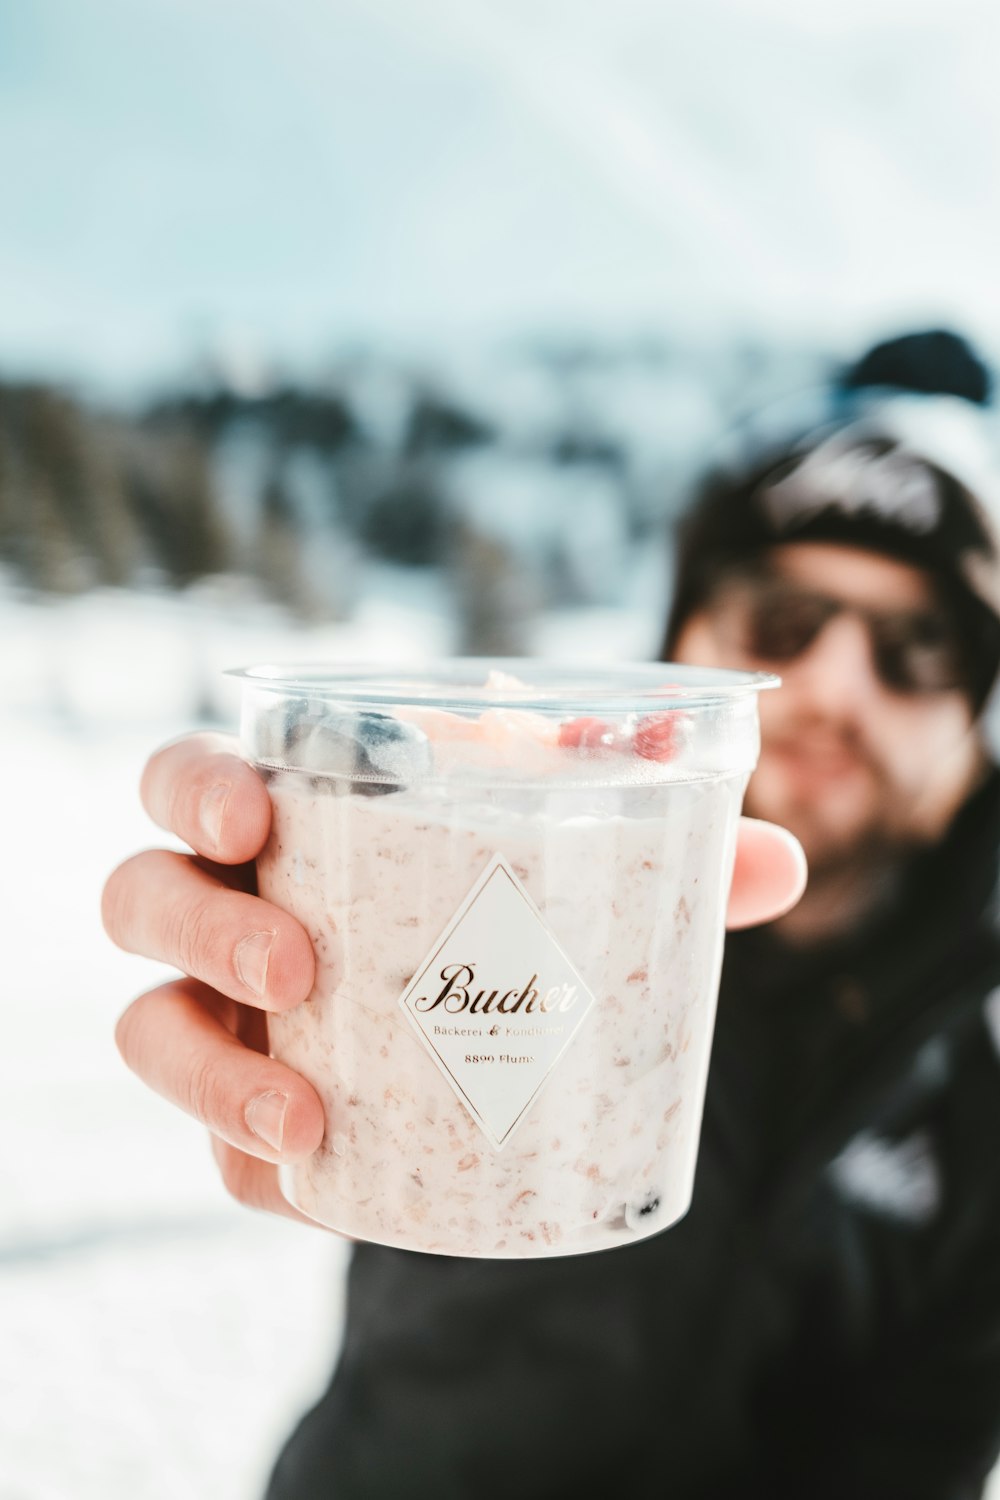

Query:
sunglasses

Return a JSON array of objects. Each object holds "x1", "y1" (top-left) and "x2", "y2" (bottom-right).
[{"x1": 711, "y1": 574, "x2": 968, "y2": 695}]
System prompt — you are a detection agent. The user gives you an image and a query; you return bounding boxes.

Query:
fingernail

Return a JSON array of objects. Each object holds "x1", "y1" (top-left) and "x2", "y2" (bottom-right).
[
  {"x1": 245, "y1": 1090, "x2": 288, "y2": 1152},
  {"x1": 235, "y1": 930, "x2": 276, "y2": 996},
  {"x1": 201, "y1": 781, "x2": 230, "y2": 850}
]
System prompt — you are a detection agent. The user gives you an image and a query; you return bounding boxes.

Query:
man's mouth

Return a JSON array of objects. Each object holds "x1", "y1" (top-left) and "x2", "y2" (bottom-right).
[{"x1": 766, "y1": 736, "x2": 874, "y2": 782}]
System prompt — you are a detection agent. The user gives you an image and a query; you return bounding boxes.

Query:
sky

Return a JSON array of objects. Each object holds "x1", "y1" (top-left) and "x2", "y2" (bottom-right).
[{"x1": 1, "y1": 0, "x2": 998, "y2": 391}]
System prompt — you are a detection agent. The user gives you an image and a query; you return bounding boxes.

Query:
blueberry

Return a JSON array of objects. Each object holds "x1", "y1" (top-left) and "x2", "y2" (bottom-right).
[
  {"x1": 624, "y1": 1189, "x2": 663, "y2": 1232},
  {"x1": 288, "y1": 707, "x2": 431, "y2": 794},
  {"x1": 354, "y1": 712, "x2": 409, "y2": 747},
  {"x1": 253, "y1": 698, "x2": 311, "y2": 764},
  {"x1": 351, "y1": 711, "x2": 432, "y2": 787}
]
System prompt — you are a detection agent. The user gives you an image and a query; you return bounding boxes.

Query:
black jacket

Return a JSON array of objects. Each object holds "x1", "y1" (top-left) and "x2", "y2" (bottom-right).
[{"x1": 267, "y1": 772, "x2": 1000, "y2": 1500}]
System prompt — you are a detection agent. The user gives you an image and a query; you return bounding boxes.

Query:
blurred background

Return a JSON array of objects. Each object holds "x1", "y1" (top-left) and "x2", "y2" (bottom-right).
[{"x1": 4, "y1": 1, "x2": 1000, "y2": 1495}]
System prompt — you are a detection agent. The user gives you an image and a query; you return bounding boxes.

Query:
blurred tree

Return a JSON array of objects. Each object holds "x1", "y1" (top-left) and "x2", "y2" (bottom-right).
[
  {"x1": 404, "y1": 394, "x2": 494, "y2": 457},
  {"x1": 255, "y1": 468, "x2": 312, "y2": 614},
  {"x1": 23, "y1": 471, "x2": 87, "y2": 593},
  {"x1": 20, "y1": 388, "x2": 96, "y2": 585},
  {"x1": 145, "y1": 385, "x2": 360, "y2": 454},
  {"x1": 550, "y1": 433, "x2": 624, "y2": 469},
  {"x1": 0, "y1": 383, "x2": 141, "y2": 591},
  {"x1": 262, "y1": 387, "x2": 359, "y2": 451},
  {"x1": 80, "y1": 416, "x2": 140, "y2": 586},
  {"x1": 0, "y1": 394, "x2": 21, "y2": 570},
  {"x1": 127, "y1": 429, "x2": 229, "y2": 586},
  {"x1": 452, "y1": 520, "x2": 537, "y2": 656},
  {"x1": 361, "y1": 464, "x2": 450, "y2": 566}
]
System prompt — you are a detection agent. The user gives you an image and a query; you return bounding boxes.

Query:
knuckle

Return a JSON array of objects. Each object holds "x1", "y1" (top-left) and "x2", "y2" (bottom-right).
[
  {"x1": 209, "y1": 762, "x2": 271, "y2": 864},
  {"x1": 187, "y1": 1049, "x2": 223, "y2": 1129},
  {"x1": 101, "y1": 856, "x2": 140, "y2": 947},
  {"x1": 184, "y1": 755, "x2": 232, "y2": 834},
  {"x1": 140, "y1": 739, "x2": 186, "y2": 828},
  {"x1": 113, "y1": 998, "x2": 141, "y2": 1069},
  {"x1": 113, "y1": 986, "x2": 168, "y2": 1080},
  {"x1": 171, "y1": 890, "x2": 222, "y2": 980},
  {"x1": 162, "y1": 768, "x2": 188, "y2": 843},
  {"x1": 141, "y1": 732, "x2": 229, "y2": 835}
]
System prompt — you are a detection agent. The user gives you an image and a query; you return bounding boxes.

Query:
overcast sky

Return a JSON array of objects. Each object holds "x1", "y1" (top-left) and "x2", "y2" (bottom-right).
[{"x1": 1, "y1": 0, "x2": 997, "y2": 390}]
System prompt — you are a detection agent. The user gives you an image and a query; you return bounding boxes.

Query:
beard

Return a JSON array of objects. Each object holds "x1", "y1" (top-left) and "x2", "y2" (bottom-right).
[
  {"x1": 741, "y1": 711, "x2": 985, "y2": 944},
  {"x1": 743, "y1": 730, "x2": 924, "y2": 876}
]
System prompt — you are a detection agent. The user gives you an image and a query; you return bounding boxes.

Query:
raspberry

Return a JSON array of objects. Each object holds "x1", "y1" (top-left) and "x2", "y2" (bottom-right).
[
  {"x1": 558, "y1": 716, "x2": 615, "y2": 749},
  {"x1": 633, "y1": 712, "x2": 682, "y2": 761}
]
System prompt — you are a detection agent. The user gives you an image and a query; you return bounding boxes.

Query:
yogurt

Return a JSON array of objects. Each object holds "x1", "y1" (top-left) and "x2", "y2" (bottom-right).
[{"x1": 235, "y1": 660, "x2": 774, "y2": 1257}]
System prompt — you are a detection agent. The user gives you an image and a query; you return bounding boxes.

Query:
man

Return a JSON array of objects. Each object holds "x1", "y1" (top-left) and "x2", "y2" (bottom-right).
[{"x1": 103, "y1": 334, "x2": 1000, "y2": 1497}]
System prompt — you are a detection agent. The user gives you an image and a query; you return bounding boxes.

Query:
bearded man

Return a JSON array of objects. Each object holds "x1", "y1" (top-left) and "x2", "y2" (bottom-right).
[{"x1": 104, "y1": 331, "x2": 1000, "y2": 1498}]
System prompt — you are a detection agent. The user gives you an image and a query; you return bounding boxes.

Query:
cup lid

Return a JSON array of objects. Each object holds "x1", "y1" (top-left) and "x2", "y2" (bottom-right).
[{"x1": 227, "y1": 658, "x2": 779, "y2": 714}]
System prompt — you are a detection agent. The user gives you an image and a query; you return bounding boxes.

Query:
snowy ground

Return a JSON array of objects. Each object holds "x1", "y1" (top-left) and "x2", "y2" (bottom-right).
[
  {"x1": 4, "y1": 577, "x2": 1000, "y2": 1499},
  {"x1": 0, "y1": 708, "x2": 351, "y2": 1500}
]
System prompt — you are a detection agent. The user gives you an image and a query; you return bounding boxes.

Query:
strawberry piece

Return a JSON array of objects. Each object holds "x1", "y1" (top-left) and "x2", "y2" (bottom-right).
[
  {"x1": 394, "y1": 705, "x2": 484, "y2": 741},
  {"x1": 479, "y1": 708, "x2": 560, "y2": 749},
  {"x1": 634, "y1": 712, "x2": 683, "y2": 761},
  {"x1": 558, "y1": 716, "x2": 615, "y2": 749}
]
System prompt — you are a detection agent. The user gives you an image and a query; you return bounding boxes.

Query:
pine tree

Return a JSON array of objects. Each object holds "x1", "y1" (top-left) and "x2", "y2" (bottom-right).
[{"x1": 256, "y1": 469, "x2": 311, "y2": 614}]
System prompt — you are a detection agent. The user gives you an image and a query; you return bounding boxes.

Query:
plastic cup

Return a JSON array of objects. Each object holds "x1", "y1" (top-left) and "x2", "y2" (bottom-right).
[{"x1": 231, "y1": 660, "x2": 777, "y2": 1258}]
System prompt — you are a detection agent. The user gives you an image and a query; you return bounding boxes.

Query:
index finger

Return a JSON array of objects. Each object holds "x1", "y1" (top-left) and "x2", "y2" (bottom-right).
[{"x1": 141, "y1": 732, "x2": 272, "y2": 865}]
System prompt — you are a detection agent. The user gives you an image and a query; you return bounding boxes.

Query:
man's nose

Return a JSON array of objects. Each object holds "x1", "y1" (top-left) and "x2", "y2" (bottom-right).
[{"x1": 790, "y1": 610, "x2": 886, "y2": 708}]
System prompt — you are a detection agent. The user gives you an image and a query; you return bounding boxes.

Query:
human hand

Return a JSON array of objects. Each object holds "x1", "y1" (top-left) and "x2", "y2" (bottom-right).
[
  {"x1": 102, "y1": 733, "x2": 806, "y2": 1224},
  {"x1": 102, "y1": 733, "x2": 325, "y2": 1224}
]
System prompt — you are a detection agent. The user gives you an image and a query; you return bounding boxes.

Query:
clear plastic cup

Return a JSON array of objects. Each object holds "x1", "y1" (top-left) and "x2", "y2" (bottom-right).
[{"x1": 231, "y1": 660, "x2": 777, "y2": 1258}]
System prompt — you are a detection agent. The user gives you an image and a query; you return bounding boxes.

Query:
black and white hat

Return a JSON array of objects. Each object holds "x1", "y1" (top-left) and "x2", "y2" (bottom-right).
[{"x1": 664, "y1": 330, "x2": 1000, "y2": 707}]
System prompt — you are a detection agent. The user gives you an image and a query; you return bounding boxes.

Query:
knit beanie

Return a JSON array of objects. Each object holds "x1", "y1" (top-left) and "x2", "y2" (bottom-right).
[{"x1": 663, "y1": 329, "x2": 1000, "y2": 709}]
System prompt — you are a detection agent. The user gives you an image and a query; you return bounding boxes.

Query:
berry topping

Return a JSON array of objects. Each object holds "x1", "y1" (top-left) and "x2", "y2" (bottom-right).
[
  {"x1": 479, "y1": 708, "x2": 560, "y2": 758},
  {"x1": 393, "y1": 705, "x2": 484, "y2": 741},
  {"x1": 633, "y1": 712, "x2": 682, "y2": 762},
  {"x1": 286, "y1": 708, "x2": 432, "y2": 793},
  {"x1": 483, "y1": 669, "x2": 533, "y2": 694},
  {"x1": 558, "y1": 716, "x2": 615, "y2": 750}
]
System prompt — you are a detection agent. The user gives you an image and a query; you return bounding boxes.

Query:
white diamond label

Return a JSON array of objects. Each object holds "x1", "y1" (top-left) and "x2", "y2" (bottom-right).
[{"x1": 398, "y1": 853, "x2": 597, "y2": 1150}]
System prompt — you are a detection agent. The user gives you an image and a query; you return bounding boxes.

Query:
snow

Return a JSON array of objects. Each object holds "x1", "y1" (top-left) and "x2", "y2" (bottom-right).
[
  {"x1": 0, "y1": 699, "x2": 350, "y2": 1498},
  {"x1": 0, "y1": 1225, "x2": 346, "y2": 1500}
]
